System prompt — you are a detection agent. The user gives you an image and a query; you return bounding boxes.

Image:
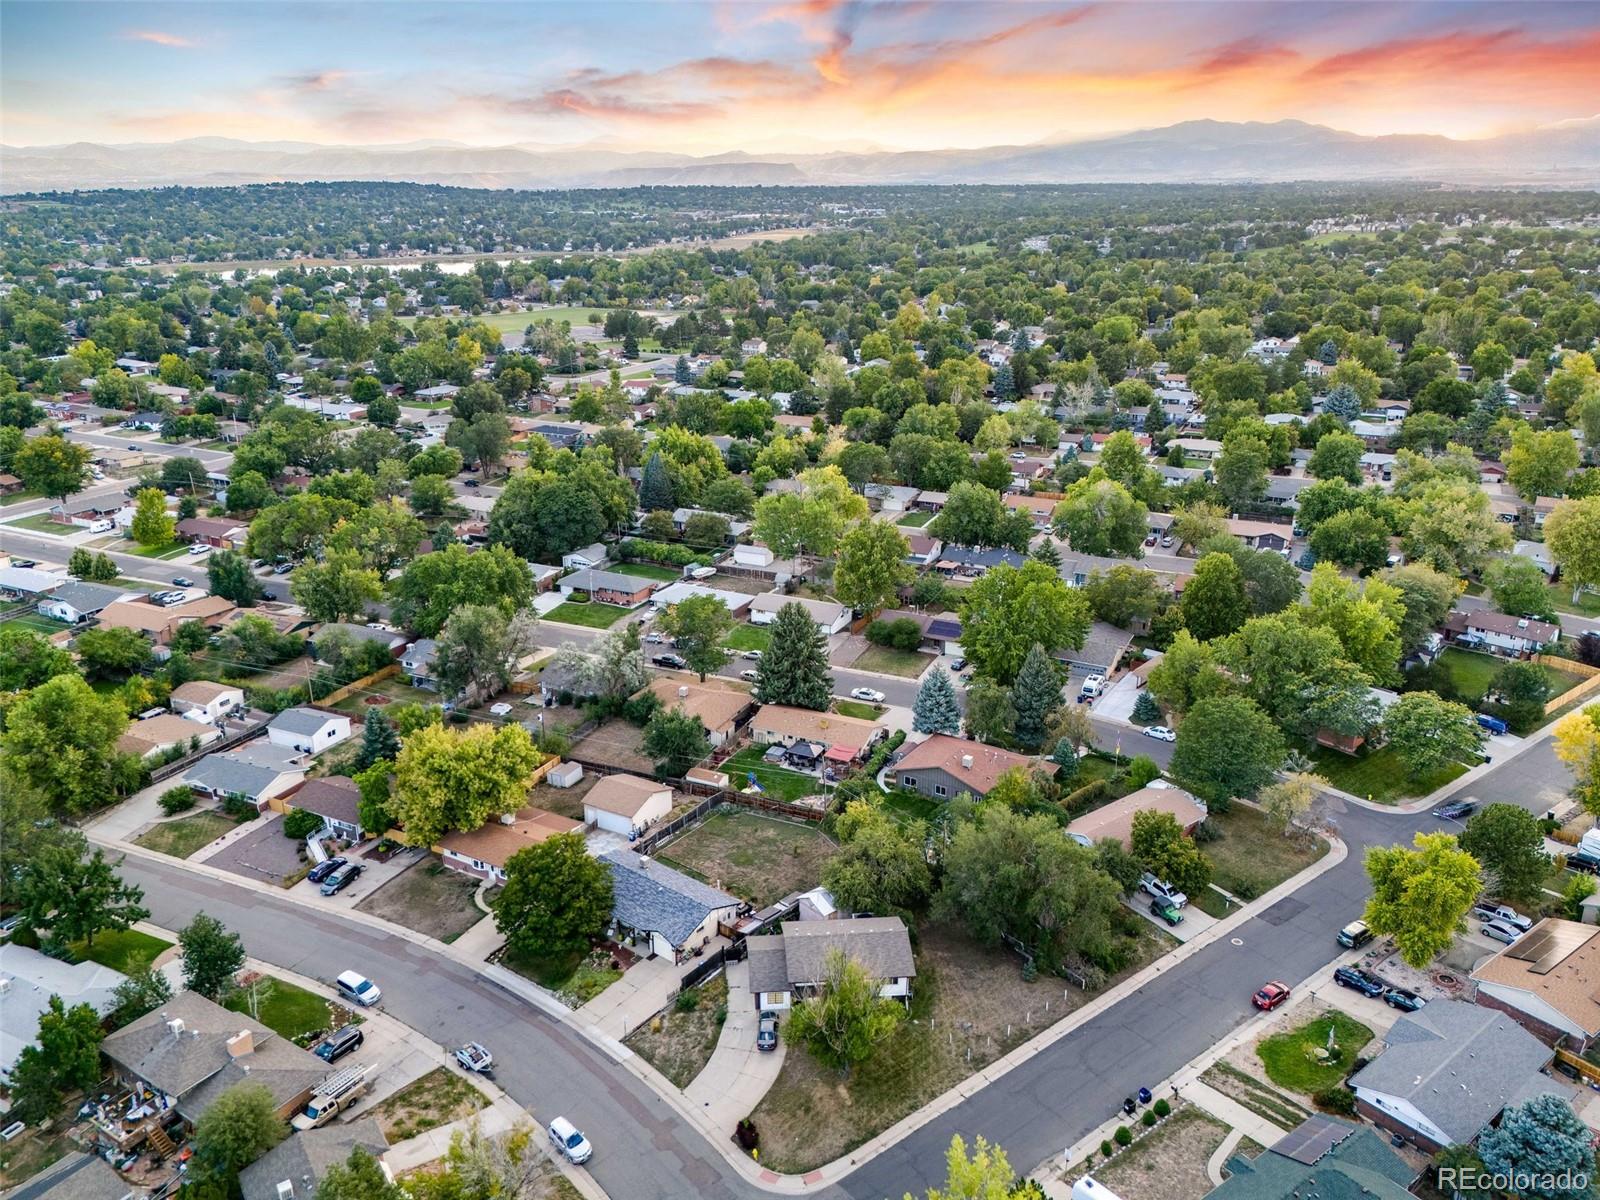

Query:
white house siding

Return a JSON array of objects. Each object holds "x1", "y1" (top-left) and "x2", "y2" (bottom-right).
[{"x1": 1350, "y1": 1089, "x2": 1452, "y2": 1148}]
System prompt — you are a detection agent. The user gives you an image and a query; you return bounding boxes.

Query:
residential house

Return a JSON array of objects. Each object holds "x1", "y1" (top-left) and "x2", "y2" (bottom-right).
[
  {"x1": 412, "y1": 383, "x2": 459, "y2": 401},
  {"x1": 558, "y1": 568, "x2": 656, "y2": 608},
  {"x1": 1444, "y1": 610, "x2": 1558, "y2": 657},
  {"x1": 277, "y1": 776, "x2": 364, "y2": 841},
  {"x1": 239, "y1": 1120, "x2": 390, "y2": 1200},
  {"x1": 1199, "y1": 1115, "x2": 1415, "y2": 1200},
  {"x1": 931, "y1": 546, "x2": 1029, "y2": 577},
  {"x1": 1512, "y1": 540, "x2": 1557, "y2": 579},
  {"x1": 1066, "y1": 782, "x2": 1207, "y2": 849},
  {"x1": 3, "y1": 1154, "x2": 134, "y2": 1200},
  {"x1": 175, "y1": 516, "x2": 247, "y2": 549},
  {"x1": 116, "y1": 714, "x2": 221, "y2": 760},
  {"x1": 747, "y1": 592, "x2": 851, "y2": 635},
  {"x1": 36, "y1": 580, "x2": 135, "y2": 624},
  {"x1": 561, "y1": 542, "x2": 609, "y2": 571},
  {"x1": 887, "y1": 734, "x2": 1035, "y2": 802},
  {"x1": 746, "y1": 916, "x2": 916, "y2": 1011},
  {"x1": 401, "y1": 638, "x2": 440, "y2": 689},
  {"x1": 864, "y1": 483, "x2": 920, "y2": 513},
  {"x1": 600, "y1": 850, "x2": 742, "y2": 961},
  {"x1": 904, "y1": 533, "x2": 945, "y2": 568},
  {"x1": 529, "y1": 422, "x2": 587, "y2": 450},
  {"x1": 1225, "y1": 518, "x2": 1292, "y2": 552},
  {"x1": 267, "y1": 708, "x2": 353, "y2": 756},
  {"x1": 1532, "y1": 496, "x2": 1561, "y2": 528},
  {"x1": 914, "y1": 490, "x2": 948, "y2": 512},
  {"x1": 312, "y1": 622, "x2": 408, "y2": 657},
  {"x1": 1472, "y1": 918, "x2": 1600, "y2": 1051},
  {"x1": 437, "y1": 807, "x2": 585, "y2": 883},
  {"x1": 184, "y1": 749, "x2": 304, "y2": 808},
  {"x1": 96, "y1": 595, "x2": 237, "y2": 645},
  {"x1": 583, "y1": 773, "x2": 673, "y2": 836},
  {"x1": 1350, "y1": 419, "x2": 1399, "y2": 447},
  {"x1": 170, "y1": 680, "x2": 245, "y2": 725},
  {"x1": 871, "y1": 609, "x2": 963, "y2": 656},
  {"x1": 99, "y1": 991, "x2": 328, "y2": 1134},
  {"x1": 648, "y1": 581, "x2": 753, "y2": 622},
  {"x1": 646, "y1": 676, "x2": 752, "y2": 747},
  {"x1": 750, "y1": 705, "x2": 883, "y2": 764},
  {"x1": 1169, "y1": 437, "x2": 1223, "y2": 460},
  {"x1": 0, "y1": 565, "x2": 65, "y2": 599},
  {"x1": 528, "y1": 563, "x2": 563, "y2": 593},
  {"x1": 1348, "y1": 998, "x2": 1566, "y2": 1152},
  {"x1": 1002, "y1": 492, "x2": 1056, "y2": 530},
  {"x1": 0, "y1": 473, "x2": 25, "y2": 497},
  {"x1": 0, "y1": 943, "x2": 127, "y2": 1078}
]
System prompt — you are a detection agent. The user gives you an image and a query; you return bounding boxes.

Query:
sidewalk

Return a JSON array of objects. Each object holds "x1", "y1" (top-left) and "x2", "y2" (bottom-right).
[
  {"x1": 682, "y1": 959, "x2": 786, "y2": 1135},
  {"x1": 575, "y1": 951, "x2": 689, "y2": 1040},
  {"x1": 1179, "y1": 1080, "x2": 1287, "y2": 1145}
]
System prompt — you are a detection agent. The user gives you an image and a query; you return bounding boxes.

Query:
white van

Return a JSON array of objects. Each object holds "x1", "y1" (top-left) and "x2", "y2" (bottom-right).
[{"x1": 335, "y1": 970, "x2": 381, "y2": 1007}]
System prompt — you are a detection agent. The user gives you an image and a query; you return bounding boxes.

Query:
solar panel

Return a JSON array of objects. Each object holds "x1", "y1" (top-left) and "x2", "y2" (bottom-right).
[
  {"x1": 1271, "y1": 1114, "x2": 1355, "y2": 1166},
  {"x1": 1507, "y1": 927, "x2": 1554, "y2": 963},
  {"x1": 1505, "y1": 922, "x2": 1593, "y2": 974}
]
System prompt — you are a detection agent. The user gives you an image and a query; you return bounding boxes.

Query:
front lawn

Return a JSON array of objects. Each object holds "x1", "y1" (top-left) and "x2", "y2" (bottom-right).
[
  {"x1": 1201, "y1": 805, "x2": 1328, "y2": 902},
  {"x1": 1255, "y1": 1011, "x2": 1374, "y2": 1096},
  {"x1": 356, "y1": 859, "x2": 485, "y2": 943},
  {"x1": 1548, "y1": 584, "x2": 1600, "y2": 620},
  {"x1": 3, "y1": 512, "x2": 75, "y2": 535},
  {"x1": 615, "y1": 562, "x2": 683, "y2": 583},
  {"x1": 624, "y1": 974, "x2": 728, "y2": 1088},
  {"x1": 1083, "y1": 1106, "x2": 1232, "y2": 1200},
  {"x1": 0, "y1": 487, "x2": 44, "y2": 506},
  {"x1": 832, "y1": 699, "x2": 881, "y2": 720},
  {"x1": 544, "y1": 600, "x2": 633, "y2": 628},
  {"x1": 850, "y1": 645, "x2": 935, "y2": 678},
  {"x1": 723, "y1": 624, "x2": 772, "y2": 653},
  {"x1": 74, "y1": 929, "x2": 172, "y2": 973},
  {"x1": 896, "y1": 511, "x2": 933, "y2": 528},
  {"x1": 366, "y1": 1066, "x2": 487, "y2": 1142},
  {"x1": 720, "y1": 746, "x2": 824, "y2": 805},
  {"x1": 654, "y1": 809, "x2": 836, "y2": 907},
  {"x1": 134, "y1": 811, "x2": 239, "y2": 858},
  {"x1": 127, "y1": 540, "x2": 190, "y2": 560},
  {"x1": 504, "y1": 944, "x2": 623, "y2": 1006},
  {"x1": 1307, "y1": 744, "x2": 1468, "y2": 805},
  {"x1": 224, "y1": 974, "x2": 351, "y2": 1044}
]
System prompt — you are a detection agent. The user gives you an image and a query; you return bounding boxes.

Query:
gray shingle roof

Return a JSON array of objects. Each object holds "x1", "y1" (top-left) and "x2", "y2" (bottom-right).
[
  {"x1": 563, "y1": 568, "x2": 652, "y2": 594},
  {"x1": 1204, "y1": 1121, "x2": 1414, "y2": 1200},
  {"x1": 745, "y1": 917, "x2": 916, "y2": 994},
  {"x1": 41, "y1": 581, "x2": 127, "y2": 615},
  {"x1": 601, "y1": 851, "x2": 738, "y2": 947},
  {"x1": 186, "y1": 754, "x2": 295, "y2": 798},
  {"x1": 238, "y1": 1119, "x2": 388, "y2": 1200},
  {"x1": 2, "y1": 1153, "x2": 132, "y2": 1200},
  {"x1": 270, "y1": 707, "x2": 341, "y2": 737},
  {"x1": 1348, "y1": 998, "x2": 1556, "y2": 1144}
]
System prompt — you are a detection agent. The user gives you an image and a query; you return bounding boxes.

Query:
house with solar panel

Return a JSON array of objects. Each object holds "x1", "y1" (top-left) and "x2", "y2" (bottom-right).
[
  {"x1": 1196, "y1": 1114, "x2": 1415, "y2": 1200},
  {"x1": 1472, "y1": 916, "x2": 1600, "y2": 1051}
]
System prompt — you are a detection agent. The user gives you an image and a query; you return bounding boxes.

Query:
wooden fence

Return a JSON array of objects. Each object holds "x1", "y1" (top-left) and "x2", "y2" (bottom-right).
[
  {"x1": 1541, "y1": 654, "x2": 1600, "y2": 715},
  {"x1": 320, "y1": 663, "x2": 399, "y2": 707}
]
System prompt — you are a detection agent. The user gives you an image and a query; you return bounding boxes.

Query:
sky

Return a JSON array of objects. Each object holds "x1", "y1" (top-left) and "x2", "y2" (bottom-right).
[{"x1": 3, "y1": 1, "x2": 1599, "y2": 152}]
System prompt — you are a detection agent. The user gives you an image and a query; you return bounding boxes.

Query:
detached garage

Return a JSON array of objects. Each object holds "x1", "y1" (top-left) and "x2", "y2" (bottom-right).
[{"x1": 583, "y1": 773, "x2": 673, "y2": 836}]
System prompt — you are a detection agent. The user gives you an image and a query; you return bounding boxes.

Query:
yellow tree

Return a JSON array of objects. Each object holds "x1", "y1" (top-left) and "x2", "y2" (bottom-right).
[
  {"x1": 906, "y1": 1135, "x2": 1039, "y2": 1200},
  {"x1": 1553, "y1": 706, "x2": 1600, "y2": 815}
]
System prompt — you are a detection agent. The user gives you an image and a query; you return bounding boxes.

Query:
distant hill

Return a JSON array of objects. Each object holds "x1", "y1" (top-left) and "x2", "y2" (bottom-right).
[{"x1": 5, "y1": 118, "x2": 1598, "y2": 193}]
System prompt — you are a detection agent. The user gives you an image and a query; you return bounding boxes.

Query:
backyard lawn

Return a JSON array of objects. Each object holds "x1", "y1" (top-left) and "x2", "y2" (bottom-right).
[
  {"x1": 896, "y1": 511, "x2": 934, "y2": 528},
  {"x1": 224, "y1": 974, "x2": 351, "y2": 1044},
  {"x1": 1202, "y1": 805, "x2": 1328, "y2": 902},
  {"x1": 1255, "y1": 1011, "x2": 1373, "y2": 1096},
  {"x1": 850, "y1": 645, "x2": 935, "y2": 678},
  {"x1": 623, "y1": 974, "x2": 728, "y2": 1088},
  {"x1": 1308, "y1": 744, "x2": 1468, "y2": 805},
  {"x1": 0, "y1": 486, "x2": 43, "y2": 506},
  {"x1": 330, "y1": 677, "x2": 442, "y2": 718},
  {"x1": 4, "y1": 613, "x2": 67, "y2": 635},
  {"x1": 654, "y1": 809, "x2": 836, "y2": 907},
  {"x1": 723, "y1": 624, "x2": 772, "y2": 653},
  {"x1": 616, "y1": 562, "x2": 683, "y2": 583},
  {"x1": 74, "y1": 929, "x2": 172, "y2": 973},
  {"x1": 1437, "y1": 646, "x2": 1584, "y2": 703},
  {"x1": 881, "y1": 789, "x2": 945, "y2": 826},
  {"x1": 719, "y1": 746, "x2": 823, "y2": 805},
  {"x1": 134, "y1": 811, "x2": 240, "y2": 858},
  {"x1": 544, "y1": 600, "x2": 633, "y2": 628}
]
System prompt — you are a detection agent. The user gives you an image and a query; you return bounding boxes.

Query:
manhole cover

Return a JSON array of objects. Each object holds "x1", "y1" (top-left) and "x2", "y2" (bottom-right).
[{"x1": 1259, "y1": 897, "x2": 1308, "y2": 926}]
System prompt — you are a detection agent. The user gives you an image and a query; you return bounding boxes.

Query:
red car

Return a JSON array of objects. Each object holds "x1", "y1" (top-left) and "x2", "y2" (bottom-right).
[{"x1": 1252, "y1": 981, "x2": 1291, "y2": 1011}]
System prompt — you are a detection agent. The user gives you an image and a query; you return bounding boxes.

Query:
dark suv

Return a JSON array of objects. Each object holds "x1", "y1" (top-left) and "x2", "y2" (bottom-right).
[
  {"x1": 313, "y1": 1025, "x2": 364, "y2": 1062},
  {"x1": 1383, "y1": 986, "x2": 1426, "y2": 1012},
  {"x1": 1333, "y1": 965, "x2": 1387, "y2": 998},
  {"x1": 307, "y1": 856, "x2": 347, "y2": 885}
]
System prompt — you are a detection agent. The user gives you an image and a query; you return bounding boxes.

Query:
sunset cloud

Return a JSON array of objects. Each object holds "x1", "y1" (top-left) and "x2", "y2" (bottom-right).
[{"x1": 121, "y1": 30, "x2": 195, "y2": 48}]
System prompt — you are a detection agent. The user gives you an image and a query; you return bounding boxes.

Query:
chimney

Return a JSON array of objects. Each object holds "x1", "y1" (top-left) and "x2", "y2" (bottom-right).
[
  {"x1": 639, "y1": 855, "x2": 650, "y2": 870},
  {"x1": 227, "y1": 1030, "x2": 254, "y2": 1058},
  {"x1": 961, "y1": 754, "x2": 973, "y2": 770},
  {"x1": 678, "y1": 686, "x2": 689, "y2": 699},
  {"x1": 167, "y1": 1017, "x2": 186, "y2": 1038}
]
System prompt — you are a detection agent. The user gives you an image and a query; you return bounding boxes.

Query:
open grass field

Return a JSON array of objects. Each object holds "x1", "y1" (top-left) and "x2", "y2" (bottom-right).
[
  {"x1": 356, "y1": 859, "x2": 485, "y2": 943},
  {"x1": 329, "y1": 677, "x2": 441, "y2": 718},
  {"x1": 654, "y1": 809, "x2": 836, "y2": 906},
  {"x1": 74, "y1": 929, "x2": 172, "y2": 973},
  {"x1": 1202, "y1": 805, "x2": 1328, "y2": 902},
  {"x1": 224, "y1": 975, "x2": 349, "y2": 1043},
  {"x1": 850, "y1": 645, "x2": 935, "y2": 678},
  {"x1": 0, "y1": 487, "x2": 44, "y2": 507},
  {"x1": 544, "y1": 600, "x2": 633, "y2": 628},
  {"x1": 400, "y1": 306, "x2": 608, "y2": 331},
  {"x1": 623, "y1": 974, "x2": 728, "y2": 1089},
  {"x1": 1255, "y1": 1011, "x2": 1374, "y2": 1095},
  {"x1": 719, "y1": 746, "x2": 823, "y2": 805},
  {"x1": 1308, "y1": 743, "x2": 1467, "y2": 805},
  {"x1": 723, "y1": 623, "x2": 771, "y2": 653},
  {"x1": 134, "y1": 811, "x2": 239, "y2": 858}
]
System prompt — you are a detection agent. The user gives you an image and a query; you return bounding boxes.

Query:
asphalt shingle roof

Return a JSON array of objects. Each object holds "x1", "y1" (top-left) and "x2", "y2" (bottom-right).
[
  {"x1": 269, "y1": 707, "x2": 341, "y2": 737},
  {"x1": 1205, "y1": 1121, "x2": 1414, "y2": 1200},
  {"x1": 2, "y1": 1153, "x2": 132, "y2": 1200},
  {"x1": 601, "y1": 851, "x2": 738, "y2": 947},
  {"x1": 238, "y1": 1119, "x2": 388, "y2": 1200}
]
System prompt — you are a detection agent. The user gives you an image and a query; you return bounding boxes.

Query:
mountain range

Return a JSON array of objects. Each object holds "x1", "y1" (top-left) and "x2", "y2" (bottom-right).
[{"x1": 5, "y1": 119, "x2": 1599, "y2": 193}]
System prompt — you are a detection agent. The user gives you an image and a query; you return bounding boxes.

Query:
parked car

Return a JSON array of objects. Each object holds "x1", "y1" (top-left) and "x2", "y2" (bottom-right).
[
  {"x1": 1475, "y1": 713, "x2": 1509, "y2": 736},
  {"x1": 320, "y1": 862, "x2": 364, "y2": 896},
  {"x1": 171, "y1": 576, "x2": 194, "y2": 587},
  {"x1": 1336, "y1": 919, "x2": 1374, "y2": 949},
  {"x1": 645, "y1": 632, "x2": 666, "y2": 644},
  {"x1": 548, "y1": 1117, "x2": 592, "y2": 1165},
  {"x1": 1569, "y1": 849, "x2": 1600, "y2": 875},
  {"x1": 1142, "y1": 725, "x2": 1176, "y2": 742},
  {"x1": 1481, "y1": 920, "x2": 1523, "y2": 945},
  {"x1": 307, "y1": 856, "x2": 347, "y2": 885},
  {"x1": 949, "y1": 658, "x2": 968, "y2": 672},
  {"x1": 1159, "y1": 534, "x2": 1174, "y2": 548},
  {"x1": 1383, "y1": 986, "x2": 1426, "y2": 1012},
  {"x1": 1252, "y1": 981, "x2": 1291, "y2": 1011},
  {"x1": 1079, "y1": 674, "x2": 1105, "y2": 699},
  {"x1": 334, "y1": 970, "x2": 381, "y2": 1007},
  {"x1": 743, "y1": 649, "x2": 762, "y2": 660},
  {"x1": 1148, "y1": 898, "x2": 1184, "y2": 927},
  {"x1": 1144, "y1": 532, "x2": 1157, "y2": 546},
  {"x1": 1471, "y1": 904, "x2": 1532, "y2": 932},
  {"x1": 757, "y1": 1011, "x2": 779, "y2": 1052},
  {"x1": 1432, "y1": 800, "x2": 1476, "y2": 822},
  {"x1": 272, "y1": 561, "x2": 295, "y2": 575},
  {"x1": 850, "y1": 687, "x2": 885, "y2": 703},
  {"x1": 1333, "y1": 965, "x2": 1387, "y2": 998},
  {"x1": 688, "y1": 566, "x2": 717, "y2": 580},
  {"x1": 187, "y1": 543, "x2": 209, "y2": 555},
  {"x1": 740, "y1": 669, "x2": 759, "y2": 681},
  {"x1": 652, "y1": 653, "x2": 687, "y2": 669},
  {"x1": 1139, "y1": 872, "x2": 1188, "y2": 909},
  {"x1": 312, "y1": 1025, "x2": 364, "y2": 1063}
]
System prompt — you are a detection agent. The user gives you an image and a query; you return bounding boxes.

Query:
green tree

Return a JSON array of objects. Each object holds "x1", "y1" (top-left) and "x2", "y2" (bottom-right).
[
  {"x1": 2, "y1": 674, "x2": 139, "y2": 814},
  {"x1": 1304, "y1": 564, "x2": 1405, "y2": 684},
  {"x1": 1309, "y1": 509, "x2": 1390, "y2": 573},
  {"x1": 12, "y1": 841, "x2": 149, "y2": 950},
  {"x1": 834, "y1": 519, "x2": 912, "y2": 616},
  {"x1": 1130, "y1": 809, "x2": 1212, "y2": 897},
  {"x1": 1131, "y1": 691, "x2": 1162, "y2": 724},
  {"x1": 1506, "y1": 425, "x2": 1579, "y2": 501},
  {"x1": 1011, "y1": 643, "x2": 1062, "y2": 750},
  {"x1": 1364, "y1": 832, "x2": 1482, "y2": 969},
  {"x1": 1214, "y1": 434, "x2": 1268, "y2": 508},
  {"x1": 1545, "y1": 496, "x2": 1600, "y2": 603},
  {"x1": 752, "y1": 465, "x2": 866, "y2": 559},
  {"x1": 207, "y1": 548, "x2": 264, "y2": 606},
  {"x1": 641, "y1": 707, "x2": 711, "y2": 779},
  {"x1": 180, "y1": 912, "x2": 246, "y2": 999},
  {"x1": 0, "y1": 626, "x2": 74, "y2": 691},
  {"x1": 7, "y1": 995, "x2": 105, "y2": 1122},
  {"x1": 1384, "y1": 691, "x2": 1483, "y2": 777},
  {"x1": 1484, "y1": 558, "x2": 1557, "y2": 622},
  {"x1": 1180, "y1": 552, "x2": 1249, "y2": 641},
  {"x1": 495, "y1": 832, "x2": 614, "y2": 960},
  {"x1": 290, "y1": 549, "x2": 382, "y2": 623},
  {"x1": 656, "y1": 594, "x2": 735, "y2": 682},
  {"x1": 435, "y1": 605, "x2": 538, "y2": 698},
  {"x1": 964, "y1": 677, "x2": 1018, "y2": 744},
  {"x1": 317, "y1": 1147, "x2": 406, "y2": 1200},
  {"x1": 1459, "y1": 803, "x2": 1551, "y2": 907},
  {"x1": 1051, "y1": 477, "x2": 1148, "y2": 557},
  {"x1": 1380, "y1": 563, "x2": 1458, "y2": 656},
  {"x1": 753, "y1": 601, "x2": 834, "y2": 710},
  {"x1": 355, "y1": 712, "x2": 400, "y2": 775},
  {"x1": 912, "y1": 668, "x2": 962, "y2": 735},
  {"x1": 787, "y1": 949, "x2": 906, "y2": 1073},
  {"x1": 1083, "y1": 565, "x2": 1162, "y2": 629},
  {"x1": 928, "y1": 481, "x2": 1010, "y2": 549},
  {"x1": 1491, "y1": 660, "x2": 1554, "y2": 732},
  {"x1": 959, "y1": 561, "x2": 1090, "y2": 685},
  {"x1": 1478, "y1": 1094, "x2": 1596, "y2": 1200},
  {"x1": 1170, "y1": 695, "x2": 1285, "y2": 809},
  {"x1": 389, "y1": 543, "x2": 534, "y2": 637},
  {"x1": 14, "y1": 433, "x2": 90, "y2": 507},
  {"x1": 1258, "y1": 772, "x2": 1323, "y2": 835},
  {"x1": 131, "y1": 487, "x2": 176, "y2": 546},
  {"x1": 390, "y1": 723, "x2": 543, "y2": 846},
  {"x1": 639, "y1": 450, "x2": 674, "y2": 511},
  {"x1": 188, "y1": 1082, "x2": 286, "y2": 1194},
  {"x1": 823, "y1": 801, "x2": 931, "y2": 920},
  {"x1": 1307, "y1": 431, "x2": 1365, "y2": 483},
  {"x1": 110, "y1": 953, "x2": 174, "y2": 1026},
  {"x1": 1170, "y1": 502, "x2": 1228, "y2": 549},
  {"x1": 73, "y1": 625, "x2": 152, "y2": 679}
]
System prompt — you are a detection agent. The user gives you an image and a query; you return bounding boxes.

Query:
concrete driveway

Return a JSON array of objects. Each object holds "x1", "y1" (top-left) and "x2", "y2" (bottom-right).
[
  {"x1": 197, "y1": 814, "x2": 304, "y2": 885},
  {"x1": 682, "y1": 959, "x2": 785, "y2": 1134}
]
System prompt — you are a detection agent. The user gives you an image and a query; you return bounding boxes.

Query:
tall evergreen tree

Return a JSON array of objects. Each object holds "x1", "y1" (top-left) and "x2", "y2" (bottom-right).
[
  {"x1": 1322, "y1": 383, "x2": 1361, "y2": 422},
  {"x1": 1011, "y1": 643, "x2": 1063, "y2": 750},
  {"x1": 753, "y1": 601, "x2": 833, "y2": 711},
  {"x1": 912, "y1": 668, "x2": 962, "y2": 735},
  {"x1": 1012, "y1": 326, "x2": 1030, "y2": 354},
  {"x1": 1032, "y1": 537, "x2": 1062, "y2": 569},
  {"x1": 356, "y1": 710, "x2": 400, "y2": 770},
  {"x1": 674, "y1": 355, "x2": 691, "y2": 386},
  {"x1": 993, "y1": 361, "x2": 1016, "y2": 401},
  {"x1": 639, "y1": 450, "x2": 673, "y2": 512}
]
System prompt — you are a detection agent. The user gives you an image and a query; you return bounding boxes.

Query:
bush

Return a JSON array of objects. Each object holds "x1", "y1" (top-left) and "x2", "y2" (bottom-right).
[
  {"x1": 618, "y1": 538, "x2": 705, "y2": 568},
  {"x1": 735, "y1": 1118, "x2": 759, "y2": 1150},
  {"x1": 1153, "y1": 1098, "x2": 1171, "y2": 1118},
  {"x1": 159, "y1": 786, "x2": 197, "y2": 815},
  {"x1": 1125, "y1": 755, "x2": 1161, "y2": 790},
  {"x1": 866, "y1": 617, "x2": 923, "y2": 651},
  {"x1": 1141, "y1": 1110, "x2": 1157, "y2": 1127},
  {"x1": 282, "y1": 808, "x2": 324, "y2": 840},
  {"x1": 1313, "y1": 1085, "x2": 1356, "y2": 1115},
  {"x1": 219, "y1": 792, "x2": 258, "y2": 821},
  {"x1": 623, "y1": 691, "x2": 662, "y2": 726},
  {"x1": 1100, "y1": 1141, "x2": 1114, "y2": 1159},
  {"x1": 1190, "y1": 818, "x2": 1222, "y2": 844},
  {"x1": 673, "y1": 988, "x2": 700, "y2": 1013},
  {"x1": 1114, "y1": 1126, "x2": 1133, "y2": 1147},
  {"x1": 1063, "y1": 779, "x2": 1108, "y2": 813}
]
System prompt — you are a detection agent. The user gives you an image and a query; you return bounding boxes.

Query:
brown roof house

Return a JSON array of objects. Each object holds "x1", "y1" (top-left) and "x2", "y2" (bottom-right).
[
  {"x1": 888, "y1": 734, "x2": 1035, "y2": 802},
  {"x1": 96, "y1": 595, "x2": 237, "y2": 645},
  {"x1": 278, "y1": 776, "x2": 364, "y2": 840},
  {"x1": 582, "y1": 773, "x2": 673, "y2": 837},
  {"x1": 116, "y1": 713, "x2": 222, "y2": 761},
  {"x1": 750, "y1": 705, "x2": 883, "y2": 763},
  {"x1": 175, "y1": 516, "x2": 247, "y2": 549},
  {"x1": 646, "y1": 676, "x2": 753, "y2": 747},
  {"x1": 436, "y1": 808, "x2": 584, "y2": 883},
  {"x1": 746, "y1": 916, "x2": 916, "y2": 1011},
  {"x1": 1472, "y1": 918, "x2": 1600, "y2": 1050},
  {"x1": 1066, "y1": 782, "x2": 1207, "y2": 848}
]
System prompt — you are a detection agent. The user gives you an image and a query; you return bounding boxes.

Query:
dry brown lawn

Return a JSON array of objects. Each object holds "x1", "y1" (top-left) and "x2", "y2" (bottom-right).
[
  {"x1": 624, "y1": 975, "x2": 728, "y2": 1088},
  {"x1": 568, "y1": 719, "x2": 655, "y2": 774},
  {"x1": 525, "y1": 772, "x2": 600, "y2": 821},
  {"x1": 356, "y1": 858, "x2": 486, "y2": 943},
  {"x1": 368, "y1": 1067, "x2": 486, "y2": 1141},
  {"x1": 654, "y1": 810, "x2": 836, "y2": 907},
  {"x1": 1087, "y1": 1106, "x2": 1230, "y2": 1200}
]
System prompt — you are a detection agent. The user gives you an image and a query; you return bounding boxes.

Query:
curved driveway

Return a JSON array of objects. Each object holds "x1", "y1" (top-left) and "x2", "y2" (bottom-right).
[{"x1": 108, "y1": 740, "x2": 1559, "y2": 1200}]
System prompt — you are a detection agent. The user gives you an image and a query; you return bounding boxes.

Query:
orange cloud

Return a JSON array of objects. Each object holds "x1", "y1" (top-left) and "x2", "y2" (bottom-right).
[{"x1": 121, "y1": 30, "x2": 195, "y2": 48}]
